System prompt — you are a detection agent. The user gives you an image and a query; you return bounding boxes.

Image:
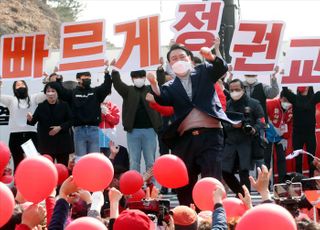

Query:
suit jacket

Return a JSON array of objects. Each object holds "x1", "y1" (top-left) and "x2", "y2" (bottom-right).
[{"x1": 153, "y1": 57, "x2": 229, "y2": 148}]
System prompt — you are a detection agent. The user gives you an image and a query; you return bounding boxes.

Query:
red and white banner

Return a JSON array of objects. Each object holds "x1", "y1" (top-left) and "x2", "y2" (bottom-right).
[
  {"x1": 114, "y1": 15, "x2": 160, "y2": 72},
  {"x1": 171, "y1": 0, "x2": 224, "y2": 51},
  {"x1": 230, "y1": 21, "x2": 285, "y2": 76},
  {"x1": 58, "y1": 19, "x2": 106, "y2": 73},
  {"x1": 0, "y1": 33, "x2": 49, "y2": 79},
  {"x1": 281, "y1": 37, "x2": 320, "y2": 86}
]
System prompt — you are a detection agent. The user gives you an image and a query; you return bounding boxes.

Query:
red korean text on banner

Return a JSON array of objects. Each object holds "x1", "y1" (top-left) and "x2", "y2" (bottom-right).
[
  {"x1": 281, "y1": 38, "x2": 320, "y2": 85},
  {"x1": 0, "y1": 33, "x2": 49, "y2": 79},
  {"x1": 171, "y1": 1, "x2": 224, "y2": 51},
  {"x1": 230, "y1": 21, "x2": 285, "y2": 75},
  {"x1": 59, "y1": 20, "x2": 106, "y2": 72},
  {"x1": 114, "y1": 15, "x2": 160, "y2": 71}
]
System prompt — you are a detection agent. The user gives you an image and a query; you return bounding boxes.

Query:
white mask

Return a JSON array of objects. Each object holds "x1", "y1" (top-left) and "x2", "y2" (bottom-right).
[
  {"x1": 281, "y1": 102, "x2": 291, "y2": 110},
  {"x1": 230, "y1": 91, "x2": 244, "y2": 101},
  {"x1": 245, "y1": 76, "x2": 257, "y2": 85},
  {"x1": 165, "y1": 63, "x2": 176, "y2": 79},
  {"x1": 171, "y1": 60, "x2": 192, "y2": 77},
  {"x1": 133, "y1": 78, "x2": 146, "y2": 88}
]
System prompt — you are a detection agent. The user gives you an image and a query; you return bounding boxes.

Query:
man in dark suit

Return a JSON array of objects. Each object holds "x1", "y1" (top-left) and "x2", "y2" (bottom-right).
[{"x1": 147, "y1": 44, "x2": 230, "y2": 206}]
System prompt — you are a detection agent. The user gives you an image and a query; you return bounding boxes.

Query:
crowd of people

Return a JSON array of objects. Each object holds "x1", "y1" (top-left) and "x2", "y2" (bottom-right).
[{"x1": 1, "y1": 40, "x2": 320, "y2": 230}]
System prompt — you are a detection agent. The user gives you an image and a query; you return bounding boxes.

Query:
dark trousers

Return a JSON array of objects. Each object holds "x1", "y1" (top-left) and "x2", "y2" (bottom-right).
[
  {"x1": 293, "y1": 130, "x2": 316, "y2": 177},
  {"x1": 172, "y1": 128, "x2": 224, "y2": 206},
  {"x1": 43, "y1": 153, "x2": 69, "y2": 167},
  {"x1": 222, "y1": 170, "x2": 250, "y2": 196},
  {"x1": 264, "y1": 142, "x2": 287, "y2": 183},
  {"x1": 158, "y1": 116, "x2": 174, "y2": 155},
  {"x1": 9, "y1": 132, "x2": 38, "y2": 172}
]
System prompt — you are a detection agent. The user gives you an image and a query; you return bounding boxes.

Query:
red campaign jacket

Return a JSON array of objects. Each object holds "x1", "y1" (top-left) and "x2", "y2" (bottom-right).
[
  {"x1": 148, "y1": 102, "x2": 174, "y2": 117},
  {"x1": 98, "y1": 101, "x2": 120, "y2": 129},
  {"x1": 266, "y1": 98, "x2": 293, "y2": 139}
]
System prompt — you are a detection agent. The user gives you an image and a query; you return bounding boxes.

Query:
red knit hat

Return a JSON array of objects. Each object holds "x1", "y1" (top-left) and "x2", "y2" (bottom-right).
[
  {"x1": 113, "y1": 209, "x2": 155, "y2": 230},
  {"x1": 172, "y1": 205, "x2": 198, "y2": 230}
]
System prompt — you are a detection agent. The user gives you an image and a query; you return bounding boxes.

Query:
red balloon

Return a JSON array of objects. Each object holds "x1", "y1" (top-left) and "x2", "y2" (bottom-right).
[
  {"x1": 236, "y1": 203, "x2": 297, "y2": 230},
  {"x1": 0, "y1": 182, "x2": 15, "y2": 227},
  {"x1": 42, "y1": 154, "x2": 54, "y2": 162},
  {"x1": 222, "y1": 198, "x2": 247, "y2": 219},
  {"x1": 66, "y1": 217, "x2": 107, "y2": 230},
  {"x1": 304, "y1": 190, "x2": 320, "y2": 209},
  {"x1": 55, "y1": 163, "x2": 69, "y2": 185},
  {"x1": 127, "y1": 188, "x2": 146, "y2": 202},
  {"x1": 119, "y1": 170, "x2": 143, "y2": 195},
  {"x1": 0, "y1": 175, "x2": 13, "y2": 184},
  {"x1": 72, "y1": 153, "x2": 114, "y2": 192},
  {"x1": 192, "y1": 177, "x2": 226, "y2": 211},
  {"x1": 0, "y1": 142, "x2": 11, "y2": 176},
  {"x1": 15, "y1": 156, "x2": 58, "y2": 203},
  {"x1": 153, "y1": 154, "x2": 188, "y2": 188}
]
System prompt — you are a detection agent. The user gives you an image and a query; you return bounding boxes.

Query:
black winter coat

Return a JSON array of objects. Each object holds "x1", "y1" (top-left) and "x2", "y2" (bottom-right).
[{"x1": 28, "y1": 100, "x2": 74, "y2": 155}]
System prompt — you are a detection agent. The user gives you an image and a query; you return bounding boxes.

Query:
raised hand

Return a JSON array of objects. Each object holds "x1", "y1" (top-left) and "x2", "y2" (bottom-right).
[
  {"x1": 238, "y1": 185, "x2": 253, "y2": 209},
  {"x1": 249, "y1": 165, "x2": 272, "y2": 201},
  {"x1": 147, "y1": 72, "x2": 157, "y2": 86},
  {"x1": 200, "y1": 47, "x2": 216, "y2": 61},
  {"x1": 145, "y1": 93, "x2": 155, "y2": 103}
]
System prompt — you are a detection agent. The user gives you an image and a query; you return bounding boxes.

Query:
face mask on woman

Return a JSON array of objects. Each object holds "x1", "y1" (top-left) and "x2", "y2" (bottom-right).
[{"x1": 15, "y1": 87, "x2": 27, "y2": 99}]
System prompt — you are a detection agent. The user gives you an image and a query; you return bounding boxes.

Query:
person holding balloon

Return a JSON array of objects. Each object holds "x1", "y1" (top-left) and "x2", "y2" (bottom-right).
[{"x1": 27, "y1": 82, "x2": 74, "y2": 166}]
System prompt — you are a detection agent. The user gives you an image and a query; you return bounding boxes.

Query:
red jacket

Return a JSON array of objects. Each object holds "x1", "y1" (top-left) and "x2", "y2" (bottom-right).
[
  {"x1": 148, "y1": 102, "x2": 174, "y2": 117},
  {"x1": 266, "y1": 98, "x2": 293, "y2": 139},
  {"x1": 99, "y1": 101, "x2": 120, "y2": 129}
]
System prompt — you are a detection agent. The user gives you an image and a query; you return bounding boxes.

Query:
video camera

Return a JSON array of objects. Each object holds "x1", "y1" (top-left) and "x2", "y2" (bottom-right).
[
  {"x1": 242, "y1": 106, "x2": 255, "y2": 135},
  {"x1": 127, "y1": 199, "x2": 171, "y2": 226},
  {"x1": 273, "y1": 181, "x2": 302, "y2": 217}
]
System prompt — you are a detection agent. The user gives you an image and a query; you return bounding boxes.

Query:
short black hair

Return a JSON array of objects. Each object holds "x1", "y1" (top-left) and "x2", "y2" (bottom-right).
[
  {"x1": 76, "y1": 71, "x2": 91, "y2": 79},
  {"x1": 44, "y1": 82, "x2": 60, "y2": 96},
  {"x1": 130, "y1": 70, "x2": 146, "y2": 78},
  {"x1": 229, "y1": 79, "x2": 244, "y2": 89},
  {"x1": 166, "y1": 44, "x2": 194, "y2": 62}
]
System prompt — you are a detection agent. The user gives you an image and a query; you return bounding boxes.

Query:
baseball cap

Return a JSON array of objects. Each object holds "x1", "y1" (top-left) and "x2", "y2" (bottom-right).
[{"x1": 113, "y1": 209, "x2": 155, "y2": 230}]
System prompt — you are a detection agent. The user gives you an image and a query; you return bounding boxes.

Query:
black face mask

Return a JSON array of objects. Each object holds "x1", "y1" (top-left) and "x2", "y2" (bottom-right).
[
  {"x1": 82, "y1": 79, "x2": 91, "y2": 89},
  {"x1": 15, "y1": 87, "x2": 27, "y2": 99}
]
